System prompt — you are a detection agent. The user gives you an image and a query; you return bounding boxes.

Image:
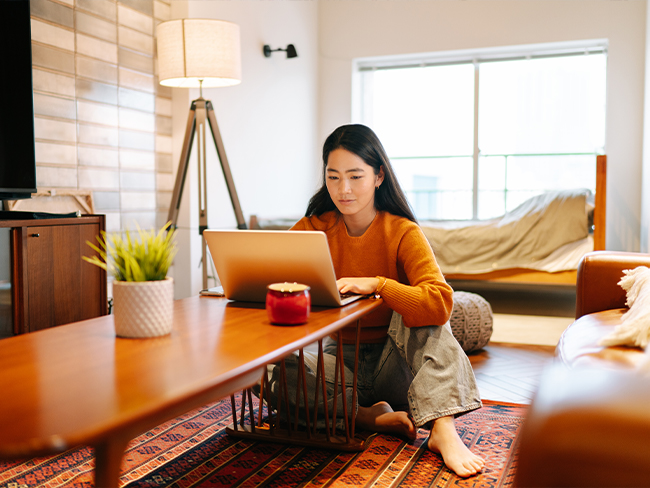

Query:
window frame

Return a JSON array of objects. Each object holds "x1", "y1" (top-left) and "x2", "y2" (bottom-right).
[{"x1": 352, "y1": 40, "x2": 608, "y2": 220}]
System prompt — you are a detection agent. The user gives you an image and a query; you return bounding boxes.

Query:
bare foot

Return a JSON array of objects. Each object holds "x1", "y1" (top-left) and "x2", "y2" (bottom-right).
[
  {"x1": 356, "y1": 401, "x2": 417, "y2": 441},
  {"x1": 427, "y1": 415, "x2": 484, "y2": 477}
]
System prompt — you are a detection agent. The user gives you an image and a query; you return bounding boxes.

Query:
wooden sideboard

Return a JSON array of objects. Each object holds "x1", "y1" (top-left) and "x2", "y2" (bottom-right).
[{"x1": 1, "y1": 215, "x2": 108, "y2": 335}]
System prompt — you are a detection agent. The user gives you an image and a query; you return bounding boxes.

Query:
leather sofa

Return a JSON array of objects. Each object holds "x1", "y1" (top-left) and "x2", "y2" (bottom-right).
[{"x1": 514, "y1": 251, "x2": 650, "y2": 487}]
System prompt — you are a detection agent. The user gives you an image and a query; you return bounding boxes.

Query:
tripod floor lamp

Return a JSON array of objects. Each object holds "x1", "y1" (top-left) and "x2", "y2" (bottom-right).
[{"x1": 156, "y1": 19, "x2": 247, "y2": 289}]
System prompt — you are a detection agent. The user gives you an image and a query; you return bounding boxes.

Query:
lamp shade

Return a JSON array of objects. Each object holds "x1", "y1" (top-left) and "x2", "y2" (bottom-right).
[{"x1": 156, "y1": 19, "x2": 241, "y2": 88}]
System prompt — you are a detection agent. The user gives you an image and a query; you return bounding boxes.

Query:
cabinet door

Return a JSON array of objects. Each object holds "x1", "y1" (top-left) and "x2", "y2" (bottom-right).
[
  {"x1": 76, "y1": 223, "x2": 105, "y2": 321},
  {"x1": 26, "y1": 223, "x2": 105, "y2": 332},
  {"x1": 26, "y1": 226, "x2": 55, "y2": 332}
]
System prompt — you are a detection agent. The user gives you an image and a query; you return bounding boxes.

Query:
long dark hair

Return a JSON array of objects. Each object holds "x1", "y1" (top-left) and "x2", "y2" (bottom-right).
[{"x1": 305, "y1": 124, "x2": 417, "y2": 223}]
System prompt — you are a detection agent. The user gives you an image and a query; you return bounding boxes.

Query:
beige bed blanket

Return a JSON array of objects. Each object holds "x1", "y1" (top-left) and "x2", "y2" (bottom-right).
[{"x1": 421, "y1": 189, "x2": 590, "y2": 274}]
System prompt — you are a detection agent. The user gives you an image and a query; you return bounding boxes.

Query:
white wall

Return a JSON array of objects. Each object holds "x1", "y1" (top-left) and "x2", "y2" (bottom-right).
[
  {"x1": 168, "y1": 0, "x2": 647, "y2": 298},
  {"x1": 318, "y1": 0, "x2": 647, "y2": 253},
  {"x1": 170, "y1": 1, "x2": 319, "y2": 298}
]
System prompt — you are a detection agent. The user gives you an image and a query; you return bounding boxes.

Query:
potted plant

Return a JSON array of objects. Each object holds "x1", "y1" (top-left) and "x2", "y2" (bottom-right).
[{"x1": 84, "y1": 222, "x2": 178, "y2": 338}]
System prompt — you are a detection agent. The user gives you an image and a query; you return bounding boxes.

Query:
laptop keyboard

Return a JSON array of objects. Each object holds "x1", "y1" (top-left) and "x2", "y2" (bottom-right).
[{"x1": 340, "y1": 292, "x2": 359, "y2": 299}]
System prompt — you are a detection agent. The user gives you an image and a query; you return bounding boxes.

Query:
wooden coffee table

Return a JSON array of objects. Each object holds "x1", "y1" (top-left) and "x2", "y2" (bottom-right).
[{"x1": 0, "y1": 295, "x2": 382, "y2": 487}]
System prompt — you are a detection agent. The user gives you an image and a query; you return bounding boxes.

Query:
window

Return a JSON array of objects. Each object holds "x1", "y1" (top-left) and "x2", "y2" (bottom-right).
[{"x1": 354, "y1": 42, "x2": 607, "y2": 221}]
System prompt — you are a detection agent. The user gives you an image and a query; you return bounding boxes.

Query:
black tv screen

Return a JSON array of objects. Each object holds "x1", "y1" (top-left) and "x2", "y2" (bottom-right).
[{"x1": 0, "y1": 0, "x2": 37, "y2": 201}]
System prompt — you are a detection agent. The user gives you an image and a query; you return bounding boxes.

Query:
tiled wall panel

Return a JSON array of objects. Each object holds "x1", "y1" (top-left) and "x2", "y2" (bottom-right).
[
  {"x1": 33, "y1": 93, "x2": 76, "y2": 120},
  {"x1": 118, "y1": 26, "x2": 154, "y2": 54},
  {"x1": 155, "y1": 115, "x2": 172, "y2": 135},
  {"x1": 78, "y1": 146, "x2": 119, "y2": 167},
  {"x1": 35, "y1": 142, "x2": 77, "y2": 166},
  {"x1": 120, "y1": 0, "x2": 152, "y2": 16},
  {"x1": 76, "y1": 79, "x2": 119, "y2": 105},
  {"x1": 119, "y1": 87, "x2": 155, "y2": 112},
  {"x1": 31, "y1": 0, "x2": 74, "y2": 27},
  {"x1": 153, "y1": 1, "x2": 170, "y2": 21},
  {"x1": 36, "y1": 166, "x2": 78, "y2": 187},
  {"x1": 76, "y1": 12, "x2": 117, "y2": 42},
  {"x1": 122, "y1": 211, "x2": 156, "y2": 230},
  {"x1": 155, "y1": 135, "x2": 172, "y2": 154},
  {"x1": 155, "y1": 97, "x2": 171, "y2": 116},
  {"x1": 121, "y1": 171, "x2": 156, "y2": 190},
  {"x1": 155, "y1": 153, "x2": 173, "y2": 172},
  {"x1": 119, "y1": 48, "x2": 154, "y2": 74},
  {"x1": 79, "y1": 168, "x2": 120, "y2": 189},
  {"x1": 30, "y1": 0, "x2": 172, "y2": 233},
  {"x1": 32, "y1": 70, "x2": 75, "y2": 97},
  {"x1": 31, "y1": 44, "x2": 75, "y2": 73},
  {"x1": 76, "y1": 0, "x2": 116, "y2": 21},
  {"x1": 76, "y1": 56, "x2": 118, "y2": 84},
  {"x1": 118, "y1": 108, "x2": 155, "y2": 131},
  {"x1": 30, "y1": 19, "x2": 75, "y2": 50},
  {"x1": 104, "y1": 212, "x2": 121, "y2": 232},
  {"x1": 76, "y1": 33, "x2": 118, "y2": 64},
  {"x1": 78, "y1": 125, "x2": 119, "y2": 147},
  {"x1": 121, "y1": 191, "x2": 156, "y2": 210},
  {"x1": 156, "y1": 172, "x2": 173, "y2": 191},
  {"x1": 34, "y1": 118, "x2": 77, "y2": 143},
  {"x1": 77, "y1": 101, "x2": 119, "y2": 126},
  {"x1": 119, "y1": 130, "x2": 155, "y2": 151},
  {"x1": 118, "y1": 5, "x2": 152, "y2": 33},
  {"x1": 119, "y1": 68, "x2": 154, "y2": 92},
  {"x1": 120, "y1": 150, "x2": 155, "y2": 170},
  {"x1": 157, "y1": 190, "x2": 171, "y2": 209},
  {"x1": 94, "y1": 191, "x2": 120, "y2": 210}
]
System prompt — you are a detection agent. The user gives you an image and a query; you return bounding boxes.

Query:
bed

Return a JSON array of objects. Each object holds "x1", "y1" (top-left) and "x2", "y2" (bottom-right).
[
  {"x1": 433, "y1": 155, "x2": 606, "y2": 286},
  {"x1": 249, "y1": 155, "x2": 606, "y2": 287}
]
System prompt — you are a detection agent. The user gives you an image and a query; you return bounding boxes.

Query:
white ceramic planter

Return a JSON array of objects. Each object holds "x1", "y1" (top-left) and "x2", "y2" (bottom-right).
[{"x1": 112, "y1": 278, "x2": 174, "y2": 338}]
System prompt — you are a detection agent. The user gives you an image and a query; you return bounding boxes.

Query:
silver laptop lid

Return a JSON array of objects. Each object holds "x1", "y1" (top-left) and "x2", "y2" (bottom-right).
[{"x1": 203, "y1": 229, "x2": 359, "y2": 307}]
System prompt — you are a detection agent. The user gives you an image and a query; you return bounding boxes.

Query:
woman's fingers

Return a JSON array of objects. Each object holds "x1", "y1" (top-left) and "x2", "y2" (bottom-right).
[
  {"x1": 336, "y1": 279, "x2": 353, "y2": 293},
  {"x1": 336, "y1": 277, "x2": 380, "y2": 295}
]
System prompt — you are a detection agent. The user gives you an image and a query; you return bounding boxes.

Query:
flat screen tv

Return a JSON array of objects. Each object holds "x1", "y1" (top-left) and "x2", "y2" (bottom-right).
[{"x1": 0, "y1": 0, "x2": 37, "y2": 202}]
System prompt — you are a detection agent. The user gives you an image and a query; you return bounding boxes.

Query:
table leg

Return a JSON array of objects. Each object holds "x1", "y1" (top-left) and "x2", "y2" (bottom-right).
[
  {"x1": 225, "y1": 322, "x2": 375, "y2": 451},
  {"x1": 351, "y1": 319, "x2": 361, "y2": 438},
  {"x1": 336, "y1": 331, "x2": 351, "y2": 443},
  {"x1": 94, "y1": 436, "x2": 129, "y2": 488},
  {"x1": 298, "y1": 348, "x2": 312, "y2": 439},
  {"x1": 230, "y1": 394, "x2": 238, "y2": 431},
  {"x1": 331, "y1": 335, "x2": 341, "y2": 436},
  {"x1": 317, "y1": 339, "x2": 331, "y2": 442},
  {"x1": 280, "y1": 358, "x2": 292, "y2": 435}
]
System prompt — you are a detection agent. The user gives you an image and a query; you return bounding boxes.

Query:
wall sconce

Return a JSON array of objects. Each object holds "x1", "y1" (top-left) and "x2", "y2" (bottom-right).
[{"x1": 263, "y1": 44, "x2": 298, "y2": 59}]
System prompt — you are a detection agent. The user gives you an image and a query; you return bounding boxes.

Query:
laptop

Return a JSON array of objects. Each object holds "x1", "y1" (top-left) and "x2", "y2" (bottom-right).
[{"x1": 202, "y1": 229, "x2": 364, "y2": 307}]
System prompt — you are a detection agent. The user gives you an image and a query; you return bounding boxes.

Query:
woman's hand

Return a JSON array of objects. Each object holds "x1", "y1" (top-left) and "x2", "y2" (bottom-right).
[{"x1": 337, "y1": 277, "x2": 380, "y2": 295}]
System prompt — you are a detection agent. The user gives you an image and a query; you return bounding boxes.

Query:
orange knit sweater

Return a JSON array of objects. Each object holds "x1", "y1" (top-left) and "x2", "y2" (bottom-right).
[{"x1": 291, "y1": 211, "x2": 454, "y2": 343}]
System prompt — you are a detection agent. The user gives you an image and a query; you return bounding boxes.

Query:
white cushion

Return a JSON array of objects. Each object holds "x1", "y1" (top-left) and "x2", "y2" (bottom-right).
[{"x1": 599, "y1": 266, "x2": 650, "y2": 349}]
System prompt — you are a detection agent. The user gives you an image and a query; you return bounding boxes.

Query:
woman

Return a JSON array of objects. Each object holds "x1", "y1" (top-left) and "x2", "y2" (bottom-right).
[{"x1": 276, "y1": 124, "x2": 484, "y2": 477}]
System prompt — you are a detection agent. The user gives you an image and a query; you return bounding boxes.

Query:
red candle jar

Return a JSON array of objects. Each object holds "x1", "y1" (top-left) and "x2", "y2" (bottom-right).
[{"x1": 266, "y1": 282, "x2": 311, "y2": 325}]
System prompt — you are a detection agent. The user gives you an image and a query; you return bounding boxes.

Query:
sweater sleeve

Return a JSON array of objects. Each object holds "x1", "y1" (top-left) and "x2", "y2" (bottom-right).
[{"x1": 378, "y1": 225, "x2": 454, "y2": 327}]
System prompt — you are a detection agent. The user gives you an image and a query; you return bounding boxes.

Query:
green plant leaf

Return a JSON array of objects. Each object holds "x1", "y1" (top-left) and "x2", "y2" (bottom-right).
[{"x1": 82, "y1": 221, "x2": 177, "y2": 281}]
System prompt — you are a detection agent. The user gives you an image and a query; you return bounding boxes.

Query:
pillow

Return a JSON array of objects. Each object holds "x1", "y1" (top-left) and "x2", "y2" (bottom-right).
[{"x1": 599, "y1": 266, "x2": 650, "y2": 349}]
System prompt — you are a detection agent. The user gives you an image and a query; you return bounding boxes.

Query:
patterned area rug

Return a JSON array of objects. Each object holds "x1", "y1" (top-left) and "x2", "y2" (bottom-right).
[{"x1": 0, "y1": 396, "x2": 525, "y2": 488}]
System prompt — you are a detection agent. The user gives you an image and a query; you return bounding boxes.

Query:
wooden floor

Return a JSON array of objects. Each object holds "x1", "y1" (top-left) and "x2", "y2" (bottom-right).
[
  {"x1": 457, "y1": 282, "x2": 571, "y2": 405},
  {"x1": 468, "y1": 342, "x2": 556, "y2": 404}
]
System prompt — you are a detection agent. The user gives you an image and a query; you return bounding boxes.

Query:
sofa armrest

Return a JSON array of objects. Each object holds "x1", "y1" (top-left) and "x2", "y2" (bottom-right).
[
  {"x1": 576, "y1": 251, "x2": 650, "y2": 319},
  {"x1": 515, "y1": 364, "x2": 650, "y2": 487}
]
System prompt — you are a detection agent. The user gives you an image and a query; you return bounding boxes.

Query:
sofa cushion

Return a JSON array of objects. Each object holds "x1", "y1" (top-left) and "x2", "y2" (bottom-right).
[{"x1": 557, "y1": 309, "x2": 646, "y2": 369}]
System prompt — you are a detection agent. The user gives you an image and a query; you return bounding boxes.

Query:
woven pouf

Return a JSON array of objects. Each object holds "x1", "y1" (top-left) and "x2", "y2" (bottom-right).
[{"x1": 449, "y1": 291, "x2": 493, "y2": 353}]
